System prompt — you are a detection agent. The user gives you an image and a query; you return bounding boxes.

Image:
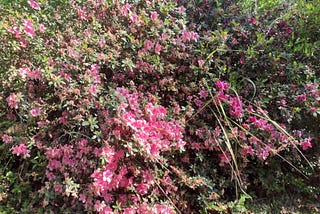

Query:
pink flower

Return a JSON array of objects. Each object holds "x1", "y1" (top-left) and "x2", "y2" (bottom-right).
[
  {"x1": 143, "y1": 40, "x2": 154, "y2": 51},
  {"x1": 120, "y1": 3, "x2": 132, "y2": 16},
  {"x1": 301, "y1": 137, "x2": 312, "y2": 150},
  {"x1": 2, "y1": 134, "x2": 13, "y2": 143},
  {"x1": 53, "y1": 183, "x2": 63, "y2": 193},
  {"x1": 94, "y1": 200, "x2": 106, "y2": 212},
  {"x1": 89, "y1": 85, "x2": 99, "y2": 96},
  {"x1": 240, "y1": 57, "x2": 246, "y2": 65},
  {"x1": 150, "y1": 11, "x2": 159, "y2": 22},
  {"x1": 23, "y1": 19, "x2": 36, "y2": 38},
  {"x1": 19, "y1": 65, "x2": 31, "y2": 79},
  {"x1": 229, "y1": 97, "x2": 244, "y2": 118},
  {"x1": 136, "y1": 183, "x2": 148, "y2": 195},
  {"x1": 219, "y1": 152, "x2": 231, "y2": 166},
  {"x1": 161, "y1": 33, "x2": 169, "y2": 41},
  {"x1": 39, "y1": 24, "x2": 46, "y2": 33},
  {"x1": 215, "y1": 80, "x2": 229, "y2": 91},
  {"x1": 77, "y1": 6, "x2": 87, "y2": 20},
  {"x1": 178, "y1": 6, "x2": 186, "y2": 14},
  {"x1": 28, "y1": 0, "x2": 40, "y2": 10},
  {"x1": 6, "y1": 93, "x2": 20, "y2": 109},
  {"x1": 198, "y1": 59, "x2": 205, "y2": 67},
  {"x1": 154, "y1": 43, "x2": 163, "y2": 54},
  {"x1": 249, "y1": 17, "x2": 256, "y2": 24},
  {"x1": 130, "y1": 15, "x2": 140, "y2": 24},
  {"x1": 296, "y1": 93, "x2": 307, "y2": 102},
  {"x1": 199, "y1": 89, "x2": 208, "y2": 99},
  {"x1": 123, "y1": 208, "x2": 136, "y2": 214},
  {"x1": 30, "y1": 107, "x2": 41, "y2": 117},
  {"x1": 12, "y1": 144, "x2": 30, "y2": 158},
  {"x1": 27, "y1": 68, "x2": 42, "y2": 80},
  {"x1": 153, "y1": 204, "x2": 175, "y2": 214}
]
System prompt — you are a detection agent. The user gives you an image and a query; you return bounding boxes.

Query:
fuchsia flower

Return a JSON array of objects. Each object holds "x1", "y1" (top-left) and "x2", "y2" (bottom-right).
[
  {"x1": 215, "y1": 80, "x2": 230, "y2": 92},
  {"x1": 301, "y1": 137, "x2": 312, "y2": 150},
  {"x1": 12, "y1": 144, "x2": 30, "y2": 158},
  {"x1": 28, "y1": 0, "x2": 40, "y2": 10}
]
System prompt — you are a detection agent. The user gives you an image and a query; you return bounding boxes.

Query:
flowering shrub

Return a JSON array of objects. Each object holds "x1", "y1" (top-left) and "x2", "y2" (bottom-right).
[{"x1": 0, "y1": 0, "x2": 318, "y2": 213}]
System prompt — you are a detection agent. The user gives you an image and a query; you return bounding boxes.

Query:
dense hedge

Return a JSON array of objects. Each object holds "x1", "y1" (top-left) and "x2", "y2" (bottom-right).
[{"x1": 0, "y1": 0, "x2": 319, "y2": 213}]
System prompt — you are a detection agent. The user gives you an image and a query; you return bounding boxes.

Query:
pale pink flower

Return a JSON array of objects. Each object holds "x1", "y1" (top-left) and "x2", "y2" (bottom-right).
[
  {"x1": 8, "y1": 26, "x2": 21, "y2": 38},
  {"x1": 12, "y1": 144, "x2": 30, "y2": 158},
  {"x1": 28, "y1": 0, "x2": 40, "y2": 10}
]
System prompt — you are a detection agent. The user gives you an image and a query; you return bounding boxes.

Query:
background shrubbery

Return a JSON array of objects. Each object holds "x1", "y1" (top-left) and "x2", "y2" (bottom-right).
[{"x1": 0, "y1": 0, "x2": 319, "y2": 213}]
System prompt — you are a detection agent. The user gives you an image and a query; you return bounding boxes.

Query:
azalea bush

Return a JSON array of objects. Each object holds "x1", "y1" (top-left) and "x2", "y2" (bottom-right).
[{"x1": 0, "y1": 0, "x2": 318, "y2": 213}]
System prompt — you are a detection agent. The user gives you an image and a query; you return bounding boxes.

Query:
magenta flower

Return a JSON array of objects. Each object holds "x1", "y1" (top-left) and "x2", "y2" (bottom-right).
[
  {"x1": 215, "y1": 80, "x2": 230, "y2": 92},
  {"x1": 301, "y1": 138, "x2": 312, "y2": 150},
  {"x1": 28, "y1": 0, "x2": 40, "y2": 10},
  {"x1": 12, "y1": 144, "x2": 30, "y2": 158}
]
